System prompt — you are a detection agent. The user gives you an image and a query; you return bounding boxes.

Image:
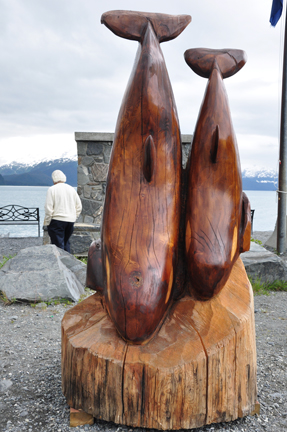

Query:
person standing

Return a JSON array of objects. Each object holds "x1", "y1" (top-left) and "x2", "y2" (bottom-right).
[{"x1": 44, "y1": 170, "x2": 82, "y2": 253}]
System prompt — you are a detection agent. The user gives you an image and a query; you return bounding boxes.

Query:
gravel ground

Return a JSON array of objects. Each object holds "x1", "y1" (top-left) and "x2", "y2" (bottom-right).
[
  {"x1": 0, "y1": 237, "x2": 42, "y2": 260},
  {"x1": 0, "y1": 237, "x2": 286, "y2": 432}
]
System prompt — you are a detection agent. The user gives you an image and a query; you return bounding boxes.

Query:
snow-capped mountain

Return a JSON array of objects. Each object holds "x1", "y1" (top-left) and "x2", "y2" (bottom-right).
[
  {"x1": 0, "y1": 157, "x2": 77, "y2": 186},
  {"x1": 242, "y1": 168, "x2": 277, "y2": 191},
  {"x1": 0, "y1": 158, "x2": 279, "y2": 190}
]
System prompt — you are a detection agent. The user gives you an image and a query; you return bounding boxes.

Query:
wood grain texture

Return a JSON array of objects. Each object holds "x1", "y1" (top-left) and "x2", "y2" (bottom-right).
[
  {"x1": 100, "y1": 11, "x2": 190, "y2": 344},
  {"x1": 62, "y1": 257, "x2": 257, "y2": 430},
  {"x1": 184, "y1": 48, "x2": 250, "y2": 300}
]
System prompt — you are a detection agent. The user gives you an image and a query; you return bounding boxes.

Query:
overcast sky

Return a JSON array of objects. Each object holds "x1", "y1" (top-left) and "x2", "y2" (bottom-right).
[{"x1": 0, "y1": 0, "x2": 284, "y2": 171}]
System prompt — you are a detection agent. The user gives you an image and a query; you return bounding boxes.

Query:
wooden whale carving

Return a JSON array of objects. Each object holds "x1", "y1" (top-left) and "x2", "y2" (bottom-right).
[
  {"x1": 98, "y1": 11, "x2": 191, "y2": 344},
  {"x1": 184, "y1": 48, "x2": 251, "y2": 299},
  {"x1": 86, "y1": 239, "x2": 103, "y2": 293}
]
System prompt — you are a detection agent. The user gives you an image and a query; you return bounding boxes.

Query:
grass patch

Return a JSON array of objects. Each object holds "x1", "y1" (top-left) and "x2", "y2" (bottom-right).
[
  {"x1": 75, "y1": 256, "x2": 88, "y2": 265},
  {"x1": 0, "y1": 254, "x2": 15, "y2": 269},
  {"x1": 30, "y1": 298, "x2": 74, "y2": 308},
  {"x1": 249, "y1": 277, "x2": 287, "y2": 295},
  {"x1": 250, "y1": 238, "x2": 262, "y2": 245},
  {"x1": 0, "y1": 291, "x2": 16, "y2": 306}
]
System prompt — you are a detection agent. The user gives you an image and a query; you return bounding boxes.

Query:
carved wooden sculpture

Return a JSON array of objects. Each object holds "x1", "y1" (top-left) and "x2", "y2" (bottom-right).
[
  {"x1": 62, "y1": 260, "x2": 257, "y2": 429},
  {"x1": 100, "y1": 10, "x2": 191, "y2": 344},
  {"x1": 184, "y1": 49, "x2": 251, "y2": 299},
  {"x1": 62, "y1": 14, "x2": 257, "y2": 430}
]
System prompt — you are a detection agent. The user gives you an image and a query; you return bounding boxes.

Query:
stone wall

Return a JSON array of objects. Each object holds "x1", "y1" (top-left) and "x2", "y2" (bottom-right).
[
  {"x1": 75, "y1": 132, "x2": 193, "y2": 225},
  {"x1": 76, "y1": 132, "x2": 114, "y2": 226}
]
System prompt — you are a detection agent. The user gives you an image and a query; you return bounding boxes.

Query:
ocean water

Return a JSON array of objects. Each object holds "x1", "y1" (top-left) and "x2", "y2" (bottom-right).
[
  {"x1": 0, "y1": 187, "x2": 278, "y2": 237},
  {"x1": 0, "y1": 186, "x2": 49, "y2": 237},
  {"x1": 245, "y1": 190, "x2": 277, "y2": 232}
]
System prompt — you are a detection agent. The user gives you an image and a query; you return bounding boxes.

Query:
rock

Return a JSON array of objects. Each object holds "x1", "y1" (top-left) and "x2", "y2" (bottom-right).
[
  {"x1": 57, "y1": 248, "x2": 87, "y2": 285},
  {"x1": 70, "y1": 233, "x2": 95, "y2": 256},
  {"x1": 270, "y1": 392, "x2": 287, "y2": 399},
  {"x1": 0, "y1": 380, "x2": 12, "y2": 392},
  {"x1": 34, "y1": 302, "x2": 47, "y2": 309},
  {"x1": 241, "y1": 242, "x2": 287, "y2": 283},
  {"x1": 0, "y1": 245, "x2": 86, "y2": 302}
]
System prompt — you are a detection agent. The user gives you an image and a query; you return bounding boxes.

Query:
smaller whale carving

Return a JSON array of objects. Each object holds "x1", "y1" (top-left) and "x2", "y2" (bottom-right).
[
  {"x1": 99, "y1": 11, "x2": 191, "y2": 344},
  {"x1": 184, "y1": 48, "x2": 251, "y2": 299},
  {"x1": 86, "y1": 239, "x2": 103, "y2": 293}
]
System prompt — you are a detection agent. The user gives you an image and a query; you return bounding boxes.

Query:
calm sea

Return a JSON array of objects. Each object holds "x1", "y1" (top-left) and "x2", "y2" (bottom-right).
[{"x1": 0, "y1": 186, "x2": 279, "y2": 237}]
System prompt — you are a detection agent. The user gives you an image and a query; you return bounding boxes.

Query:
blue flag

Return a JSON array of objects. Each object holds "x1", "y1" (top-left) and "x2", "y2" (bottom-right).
[{"x1": 270, "y1": 0, "x2": 283, "y2": 26}]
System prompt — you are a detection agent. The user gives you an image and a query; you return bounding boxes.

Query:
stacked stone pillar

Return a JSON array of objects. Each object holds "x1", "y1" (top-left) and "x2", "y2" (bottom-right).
[
  {"x1": 75, "y1": 132, "x2": 192, "y2": 225},
  {"x1": 76, "y1": 132, "x2": 114, "y2": 225}
]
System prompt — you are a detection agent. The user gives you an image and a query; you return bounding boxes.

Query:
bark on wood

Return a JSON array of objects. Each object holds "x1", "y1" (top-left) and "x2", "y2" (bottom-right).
[{"x1": 62, "y1": 257, "x2": 257, "y2": 430}]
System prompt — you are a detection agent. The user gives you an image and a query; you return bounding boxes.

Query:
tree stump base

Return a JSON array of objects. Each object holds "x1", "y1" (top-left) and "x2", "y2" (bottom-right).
[{"x1": 62, "y1": 258, "x2": 257, "y2": 430}]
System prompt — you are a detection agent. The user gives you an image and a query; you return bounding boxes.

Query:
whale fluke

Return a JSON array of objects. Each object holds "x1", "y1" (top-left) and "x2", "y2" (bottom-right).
[
  {"x1": 101, "y1": 10, "x2": 191, "y2": 43},
  {"x1": 184, "y1": 48, "x2": 247, "y2": 79}
]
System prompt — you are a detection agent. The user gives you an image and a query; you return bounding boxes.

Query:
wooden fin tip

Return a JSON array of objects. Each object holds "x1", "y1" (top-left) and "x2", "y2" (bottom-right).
[
  {"x1": 70, "y1": 408, "x2": 94, "y2": 427},
  {"x1": 251, "y1": 401, "x2": 261, "y2": 416}
]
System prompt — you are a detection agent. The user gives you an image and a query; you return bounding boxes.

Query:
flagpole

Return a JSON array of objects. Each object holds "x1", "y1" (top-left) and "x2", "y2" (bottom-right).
[{"x1": 277, "y1": 0, "x2": 287, "y2": 254}]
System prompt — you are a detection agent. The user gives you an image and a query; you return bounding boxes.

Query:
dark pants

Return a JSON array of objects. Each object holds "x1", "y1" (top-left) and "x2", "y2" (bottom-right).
[{"x1": 47, "y1": 219, "x2": 74, "y2": 253}]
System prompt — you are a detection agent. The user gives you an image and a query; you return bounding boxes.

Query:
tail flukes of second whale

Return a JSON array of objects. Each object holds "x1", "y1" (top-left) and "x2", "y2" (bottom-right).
[
  {"x1": 101, "y1": 10, "x2": 191, "y2": 43},
  {"x1": 184, "y1": 48, "x2": 246, "y2": 79}
]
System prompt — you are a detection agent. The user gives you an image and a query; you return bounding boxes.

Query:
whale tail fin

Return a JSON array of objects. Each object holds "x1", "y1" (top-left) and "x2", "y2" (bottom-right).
[
  {"x1": 184, "y1": 48, "x2": 247, "y2": 79},
  {"x1": 101, "y1": 10, "x2": 191, "y2": 43}
]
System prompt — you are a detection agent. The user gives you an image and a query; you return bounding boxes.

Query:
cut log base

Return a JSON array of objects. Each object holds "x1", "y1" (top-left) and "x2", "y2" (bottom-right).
[{"x1": 62, "y1": 258, "x2": 257, "y2": 430}]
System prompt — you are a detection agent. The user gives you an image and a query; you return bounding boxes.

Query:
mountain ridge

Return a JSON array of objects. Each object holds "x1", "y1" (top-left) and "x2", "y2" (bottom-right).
[
  {"x1": 0, "y1": 159, "x2": 278, "y2": 190},
  {"x1": 0, "y1": 158, "x2": 78, "y2": 186}
]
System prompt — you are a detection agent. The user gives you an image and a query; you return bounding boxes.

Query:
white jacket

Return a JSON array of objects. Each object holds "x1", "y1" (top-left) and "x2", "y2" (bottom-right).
[{"x1": 44, "y1": 183, "x2": 82, "y2": 226}]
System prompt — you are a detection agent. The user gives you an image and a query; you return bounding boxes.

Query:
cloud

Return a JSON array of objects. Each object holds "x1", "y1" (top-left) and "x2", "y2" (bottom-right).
[
  {"x1": 0, "y1": 0, "x2": 283, "y2": 170},
  {"x1": 0, "y1": 133, "x2": 77, "y2": 165}
]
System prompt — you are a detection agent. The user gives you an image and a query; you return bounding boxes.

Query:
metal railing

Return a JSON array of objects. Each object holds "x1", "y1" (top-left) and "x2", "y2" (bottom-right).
[{"x1": 0, "y1": 204, "x2": 40, "y2": 237}]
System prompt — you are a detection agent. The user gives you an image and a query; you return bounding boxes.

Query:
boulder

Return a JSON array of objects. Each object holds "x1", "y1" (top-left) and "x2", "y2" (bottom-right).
[
  {"x1": 0, "y1": 245, "x2": 86, "y2": 302},
  {"x1": 241, "y1": 242, "x2": 287, "y2": 283}
]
